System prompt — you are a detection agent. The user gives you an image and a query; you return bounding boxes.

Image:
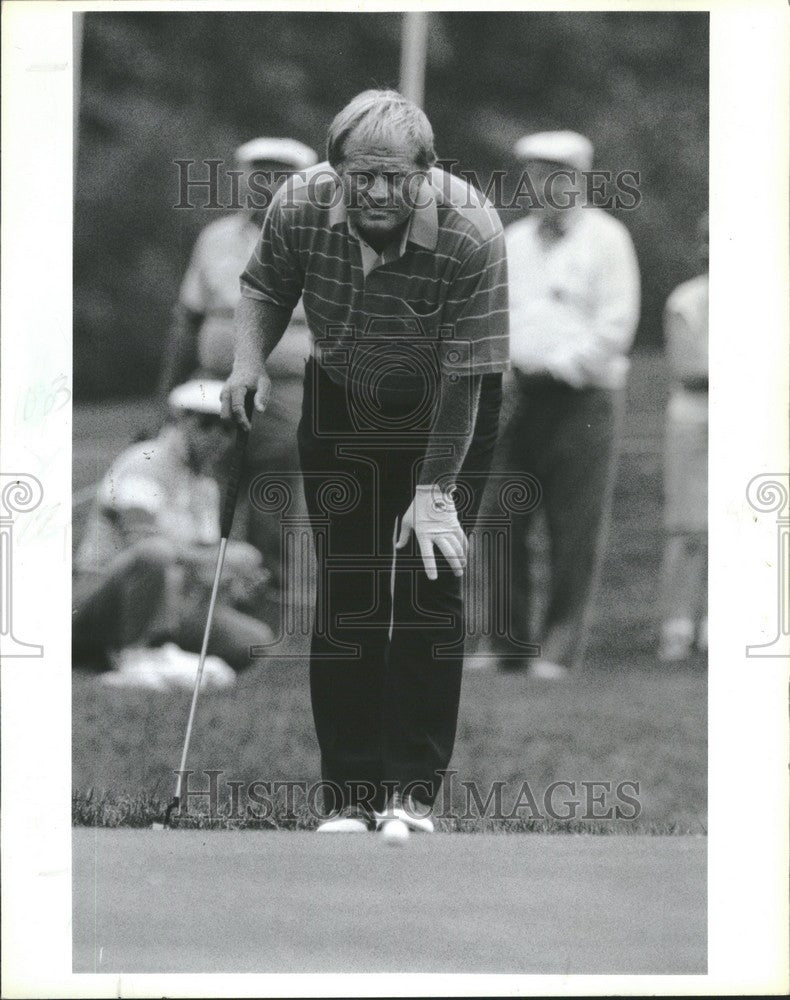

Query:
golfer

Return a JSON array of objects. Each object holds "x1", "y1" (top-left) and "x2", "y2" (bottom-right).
[{"x1": 222, "y1": 90, "x2": 509, "y2": 832}]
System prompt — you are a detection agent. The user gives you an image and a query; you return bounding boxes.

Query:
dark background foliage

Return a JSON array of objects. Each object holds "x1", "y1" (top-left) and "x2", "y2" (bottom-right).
[{"x1": 75, "y1": 11, "x2": 708, "y2": 398}]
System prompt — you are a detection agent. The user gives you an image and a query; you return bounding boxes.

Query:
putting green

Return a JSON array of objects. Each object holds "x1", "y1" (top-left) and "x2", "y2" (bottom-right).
[{"x1": 73, "y1": 829, "x2": 705, "y2": 974}]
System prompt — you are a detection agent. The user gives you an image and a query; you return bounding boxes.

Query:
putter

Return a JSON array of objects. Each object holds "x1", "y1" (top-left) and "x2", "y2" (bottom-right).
[{"x1": 154, "y1": 392, "x2": 254, "y2": 830}]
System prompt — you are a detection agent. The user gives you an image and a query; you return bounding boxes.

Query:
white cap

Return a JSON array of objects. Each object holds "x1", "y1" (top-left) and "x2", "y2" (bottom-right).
[
  {"x1": 234, "y1": 137, "x2": 318, "y2": 170},
  {"x1": 167, "y1": 380, "x2": 224, "y2": 417},
  {"x1": 514, "y1": 130, "x2": 594, "y2": 171}
]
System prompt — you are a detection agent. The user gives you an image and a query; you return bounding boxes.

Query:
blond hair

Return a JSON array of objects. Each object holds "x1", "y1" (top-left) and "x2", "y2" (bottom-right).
[{"x1": 326, "y1": 89, "x2": 436, "y2": 169}]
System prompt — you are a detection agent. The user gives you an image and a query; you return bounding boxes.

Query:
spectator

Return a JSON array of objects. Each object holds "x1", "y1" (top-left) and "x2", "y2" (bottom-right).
[
  {"x1": 73, "y1": 380, "x2": 272, "y2": 684},
  {"x1": 496, "y1": 130, "x2": 640, "y2": 679},
  {"x1": 159, "y1": 137, "x2": 318, "y2": 589},
  {"x1": 658, "y1": 212, "x2": 708, "y2": 661}
]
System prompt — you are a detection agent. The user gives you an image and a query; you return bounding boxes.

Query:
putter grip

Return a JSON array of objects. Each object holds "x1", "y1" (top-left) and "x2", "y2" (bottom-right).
[{"x1": 220, "y1": 391, "x2": 254, "y2": 539}]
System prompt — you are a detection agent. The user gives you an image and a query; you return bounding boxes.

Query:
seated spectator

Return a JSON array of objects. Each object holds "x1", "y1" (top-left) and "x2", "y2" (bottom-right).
[{"x1": 73, "y1": 380, "x2": 272, "y2": 682}]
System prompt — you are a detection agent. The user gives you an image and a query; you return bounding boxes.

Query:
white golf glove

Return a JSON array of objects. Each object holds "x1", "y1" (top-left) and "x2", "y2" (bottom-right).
[{"x1": 396, "y1": 485, "x2": 467, "y2": 581}]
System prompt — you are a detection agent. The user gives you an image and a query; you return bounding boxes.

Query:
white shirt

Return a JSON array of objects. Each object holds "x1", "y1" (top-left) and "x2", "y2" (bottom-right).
[
  {"x1": 505, "y1": 208, "x2": 640, "y2": 389},
  {"x1": 664, "y1": 273, "x2": 708, "y2": 383},
  {"x1": 179, "y1": 213, "x2": 310, "y2": 378},
  {"x1": 664, "y1": 272, "x2": 708, "y2": 423}
]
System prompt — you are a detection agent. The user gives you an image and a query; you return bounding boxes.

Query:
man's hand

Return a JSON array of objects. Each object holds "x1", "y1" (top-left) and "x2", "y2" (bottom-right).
[
  {"x1": 549, "y1": 342, "x2": 612, "y2": 388},
  {"x1": 220, "y1": 367, "x2": 272, "y2": 431},
  {"x1": 396, "y1": 485, "x2": 467, "y2": 581}
]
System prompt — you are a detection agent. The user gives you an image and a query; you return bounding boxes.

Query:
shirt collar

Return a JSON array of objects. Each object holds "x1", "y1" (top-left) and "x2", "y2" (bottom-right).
[
  {"x1": 526, "y1": 205, "x2": 585, "y2": 239},
  {"x1": 328, "y1": 172, "x2": 439, "y2": 253},
  {"x1": 407, "y1": 176, "x2": 439, "y2": 250}
]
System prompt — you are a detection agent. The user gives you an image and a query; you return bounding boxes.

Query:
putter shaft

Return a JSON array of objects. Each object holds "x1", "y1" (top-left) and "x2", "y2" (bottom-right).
[
  {"x1": 164, "y1": 536, "x2": 228, "y2": 825},
  {"x1": 161, "y1": 393, "x2": 253, "y2": 829}
]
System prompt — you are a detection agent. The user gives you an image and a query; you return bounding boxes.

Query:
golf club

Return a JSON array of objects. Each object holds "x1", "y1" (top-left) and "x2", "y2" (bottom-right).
[{"x1": 154, "y1": 391, "x2": 254, "y2": 830}]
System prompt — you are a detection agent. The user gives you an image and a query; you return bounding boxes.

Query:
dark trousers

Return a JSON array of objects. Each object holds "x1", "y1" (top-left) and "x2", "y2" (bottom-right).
[
  {"x1": 298, "y1": 360, "x2": 502, "y2": 812},
  {"x1": 495, "y1": 373, "x2": 624, "y2": 669}
]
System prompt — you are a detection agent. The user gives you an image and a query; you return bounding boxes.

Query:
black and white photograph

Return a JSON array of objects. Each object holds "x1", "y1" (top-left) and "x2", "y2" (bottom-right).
[{"x1": 1, "y1": 2, "x2": 788, "y2": 996}]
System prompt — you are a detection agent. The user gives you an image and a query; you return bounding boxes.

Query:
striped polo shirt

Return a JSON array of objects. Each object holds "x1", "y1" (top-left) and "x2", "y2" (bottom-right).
[{"x1": 240, "y1": 162, "x2": 509, "y2": 390}]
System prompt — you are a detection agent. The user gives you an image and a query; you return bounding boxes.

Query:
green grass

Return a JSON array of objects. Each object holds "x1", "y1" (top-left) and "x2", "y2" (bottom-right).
[
  {"x1": 72, "y1": 353, "x2": 707, "y2": 834},
  {"x1": 72, "y1": 657, "x2": 706, "y2": 833}
]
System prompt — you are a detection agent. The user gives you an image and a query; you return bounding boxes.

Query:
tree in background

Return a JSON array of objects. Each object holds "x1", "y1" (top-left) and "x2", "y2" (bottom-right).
[{"x1": 75, "y1": 11, "x2": 707, "y2": 399}]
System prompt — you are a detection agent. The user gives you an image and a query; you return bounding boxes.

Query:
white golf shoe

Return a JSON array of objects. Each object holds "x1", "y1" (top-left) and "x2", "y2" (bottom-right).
[
  {"x1": 697, "y1": 617, "x2": 708, "y2": 652},
  {"x1": 102, "y1": 646, "x2": 172, "y2": 690},
  {"x1": 658, "y1": 618, "x2": 695, "y2": 662},
  {"x1": 377, "y1": 792, "x2": 435, "y2": 834},
  {"x1": 101, "y1": 644, "x2": 236, "y2": 691},
  {"x1": 157, "y1": 643, "x2": 236, "y2": 689},
  {"x1": 101, "y1": 649, "x2": 170, "y2": 691},
  {"x1": 316, "y1": 805, "x2": 376, "y2": 833},
  {"x1": 528, "y1": 658, "x2": 570, "y2": 681}
]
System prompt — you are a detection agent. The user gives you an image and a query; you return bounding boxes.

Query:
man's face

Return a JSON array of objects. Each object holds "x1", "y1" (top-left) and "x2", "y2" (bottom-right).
[
  {"x1": 337, "y1": 132, "x2": 425, "y2": 245},
  {"x1": 525, "y1": 158, "x2": 580, "y2": 218}
]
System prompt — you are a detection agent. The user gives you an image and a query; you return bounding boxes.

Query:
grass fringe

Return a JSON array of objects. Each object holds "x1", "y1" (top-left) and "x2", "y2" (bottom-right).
[{"x1": 73, "y1": 788, "x2": 706, "y2": 835}]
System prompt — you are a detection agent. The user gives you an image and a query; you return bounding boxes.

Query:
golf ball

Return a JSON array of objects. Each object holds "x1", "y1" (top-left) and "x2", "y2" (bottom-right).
[{"x1": 381, "y1": 818, "x2": 410, "y2": 844}]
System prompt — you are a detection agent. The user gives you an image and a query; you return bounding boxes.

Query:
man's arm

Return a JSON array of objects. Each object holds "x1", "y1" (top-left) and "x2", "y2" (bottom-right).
[
  {"x1": 220, "y1": 296, "x2": 293, "y2": 429},
  {"x1": 577, "y1": 222, "x2": 640, "y2": 379},
  {"x1": 395, "y1": 372, "x2": 482, "y2": 580},
  {"x1": 542, "y1": 223, "x2": 639, "y2": 388},
  {"x1": 222, "y1": 186, "x2": 305, "y2": 428},
  {"x1": 418, "y1": 372, "x2": 482, "y2": 487},
  {"x1": 397, "y1": 224, "x2": 509, "y2": 580},
  {"x1": 161, "y1": 228, "x2": 211, "y2": 397}
]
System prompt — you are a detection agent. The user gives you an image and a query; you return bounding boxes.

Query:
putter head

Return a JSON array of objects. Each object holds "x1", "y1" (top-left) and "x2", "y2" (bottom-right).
[{"x1": 161, "y1": 796, "x2": 180, "y2": 829}]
